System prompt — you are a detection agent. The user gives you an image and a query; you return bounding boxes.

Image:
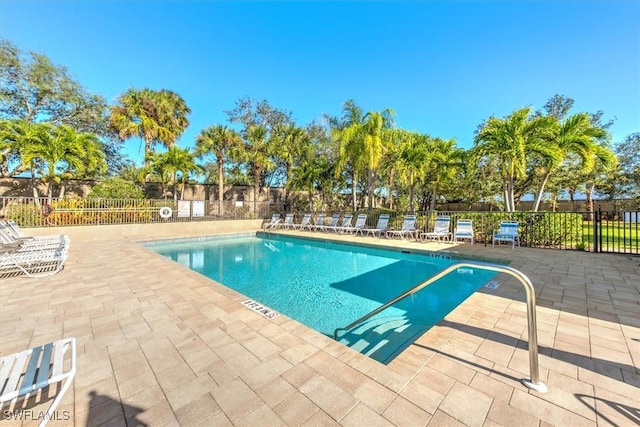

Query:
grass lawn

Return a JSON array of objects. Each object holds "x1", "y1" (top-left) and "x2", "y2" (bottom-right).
[{"x1": 582, "y1": 221, "x2": 639, "y2": 251}]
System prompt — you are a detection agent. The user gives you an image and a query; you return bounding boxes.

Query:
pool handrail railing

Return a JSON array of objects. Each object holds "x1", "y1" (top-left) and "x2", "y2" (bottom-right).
[{"x1": 333, "y1": 261, "x2": 548, "y2": 393}]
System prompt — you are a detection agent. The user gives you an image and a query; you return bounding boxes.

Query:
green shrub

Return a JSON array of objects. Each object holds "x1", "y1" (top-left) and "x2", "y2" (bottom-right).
[{"x1": 88, "y1": 178, "x2": 144, "y2": 199}]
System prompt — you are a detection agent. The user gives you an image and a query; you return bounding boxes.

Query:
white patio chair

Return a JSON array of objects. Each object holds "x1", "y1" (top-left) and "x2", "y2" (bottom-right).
[
  {"x1": 261, "y1": 213, "x2": 281, "y2": 230},
  {"x1": 293, "y1": 213, "x2": 313, "y2": 231},
  {"x1": 359, "y1": 214, "x2": 390, "y2": 237},
  {"x1": 280, "y1": 213, "x2": 296, "y2": 230},
  {"x1": 342, "y1": 214, "x2": 368, "y2": 235},
  {"x1": 310, "y1": 213, "x2": 327, "y2": 231},
  {"x1": 453, "y1": 219, "x2": 474, "y2": 244},
  {"x1": 0, "y1": 338, "x2": 76, "y2": 427},
  {"x1": 333, "y1": 214, "x2": 354, "y2": 234},
  {"x1": 318, "y1": 214, "x2": 341, "y2": 232},
  {"x1": 386, "y1": 215, "x2": 417, "y2": 240},
  {"x1": 420, "y1": 216, "x2": 452, "y2": 243},
  {"x1": 0, "y1": 247, "x2": 69, "y2": 278},
  {"x1": 493, "y1": 220, "x2": 520, "y2": 249}
]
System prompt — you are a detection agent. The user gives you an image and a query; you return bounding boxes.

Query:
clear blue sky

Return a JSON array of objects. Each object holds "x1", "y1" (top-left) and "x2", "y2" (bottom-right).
[{"x1": 2, "y1": 1, "x2": 639, "y2": 166}]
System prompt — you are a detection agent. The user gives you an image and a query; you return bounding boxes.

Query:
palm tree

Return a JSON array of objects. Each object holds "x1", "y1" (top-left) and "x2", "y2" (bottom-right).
[
  {"x1": 474, "y1": 107, "x2": 556, "y2": 211},
  {"x1": 228, "y1": 125, "x2": 274, "y2": 209},
  {"x1": 195, "y1": 125, "x2": 242, "y2": 215},
  {"x1": 531, "y1": 113, "x2": 608, "y2": 211},
  {"x1": 360, "y1": 110, "x2": 395, "y2": 210},
  {"x1": 273, "y1": 123, "x2": 310, "y2": 207},
  {"x1": 394, "y1": 132, "x2": 431, "y2": 213},
  {"x1": 153, "y1": 146, "x2": 201, "y2": 200},
  {"x1": 110, "y1": 88, "x2": 191, "y2": 176},
  {"x1": 331, "y1": 100, "x2": 366, "y2": 211},
  {"x1": 426, "y1": 138, "x2": 464, "y2": 210},
  {"x1": 333, "y1": 100, "x2": 395, "y2": 210},
  {"x1": 19, "y1": 124, "x2": 106, "y2": 202}
]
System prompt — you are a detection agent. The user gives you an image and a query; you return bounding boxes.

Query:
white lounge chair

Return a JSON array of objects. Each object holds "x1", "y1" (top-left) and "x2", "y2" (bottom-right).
[
  {"x1": 280, "y1": 213, "x2": 295, "y2": 230},
  {"x1": 359, "y1": 214, "x2": 390, "y2": 237},
  {"x1": 0, "y1": 222, "x2": 67, "y2": 246},
  {"x1": 342, "y1": 214, "x2": 367, "y2": 235},
  {"x1": 386, "y1": 215, "x2": 417, "y2": 240},
  {"x1": 318, "y1": 214, "x2": 341, "y2": 232},
  {"x1": 453, "y1": 219, "x2": 474, "y2": 244},
  {"x1": 0, "y1": 338, "x2": 76, "y2": 427},
  {"x1": 420, "y1": 216, "x2": 452, "y2": 243},
  {"x1": 293, "y1": 213, "x2": 313, "y2": 231},
  {"x1": 1, "y1": 231, "x2": 70, "y2": 252},
  {"x1": 0, "y1": 246, "x2": 69, "y2": 278},
  {"x1": 311, "y1": 213, "x2": 327, "y2": 231},
  {"x1": 262, "y1": 213, "x2": 281, "y2": 230},
  {"x1": 333, "y1": 214, "x2": 354, "y2": 234},
  {"x1": 493, "y1": 220, "x2": 520, "y2": 249}
]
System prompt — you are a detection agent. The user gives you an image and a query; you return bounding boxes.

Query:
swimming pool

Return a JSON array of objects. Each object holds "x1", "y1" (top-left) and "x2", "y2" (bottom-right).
[{"x1": 146, "y1": 233, "x2": 500, "y2": 363}]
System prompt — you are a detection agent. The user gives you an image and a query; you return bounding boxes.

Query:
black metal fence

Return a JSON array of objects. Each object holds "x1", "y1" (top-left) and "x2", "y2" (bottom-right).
[
  {"x1": 0, "y1": 197, "x2": 274, "y2": 226},
  {"x1": 1, "y1": 196, "x2": 638, "y2": 254}
]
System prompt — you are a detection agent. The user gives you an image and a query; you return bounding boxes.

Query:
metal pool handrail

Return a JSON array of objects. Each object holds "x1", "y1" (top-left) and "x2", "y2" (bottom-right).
[{"x1": 333, "y1": 261, "x2": 548, "y2": 393}]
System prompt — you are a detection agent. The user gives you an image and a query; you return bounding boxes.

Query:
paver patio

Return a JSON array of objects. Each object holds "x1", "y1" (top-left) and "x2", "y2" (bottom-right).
[{"x1": 1, "y1": 225, "x2": 638, "y2": 426}]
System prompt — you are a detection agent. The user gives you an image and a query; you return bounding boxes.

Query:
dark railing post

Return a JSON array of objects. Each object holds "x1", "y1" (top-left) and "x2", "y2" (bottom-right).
[{"x1": 593, "y1": 207, "x2": 600, "y2": 253}]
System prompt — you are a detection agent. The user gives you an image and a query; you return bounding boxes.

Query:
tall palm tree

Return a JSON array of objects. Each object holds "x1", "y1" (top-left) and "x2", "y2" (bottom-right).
[
  {"x1": 394, "y1": 132, "x2": 431, "y2": 213},
  {"x1": 333, "y1": 100, "x2": 395, "y2": 210},
  {"x1": 110, "y1": 88, "x2": 191, "y2": 176},
  {"x1": 360, "y1": 110, "x2": 395, "y2": 210},
  {"x1": 474, "y1": 107, "x2": 556, "y2": 211},
  {"x1": 531, "y1": 113, "x2": 608, "y2": 211},
  {"x1": 195, "y1": 125, "x2": 242, "y2": 214},
  {"x1": 154, "y1": 146, "x2": 201, "y2": 201},
  {"x1": 228, "y1": 125, "x2": 274, "y2": 209},
  {"x1": 426, "y1": 138, "x2": 464, "y2": 210},
  {"x1": 19, "y1": 124, "x2": 106, "y2": 201},
  {"x1": 331, "y1": 100, "x2": 366, "y2": 211},
  {"x1": 273, "y1": 123, "x2": 310, "y2": 207}
]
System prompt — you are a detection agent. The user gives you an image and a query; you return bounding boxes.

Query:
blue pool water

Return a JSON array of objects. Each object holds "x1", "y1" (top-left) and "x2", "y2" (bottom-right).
[{"x1": 146, "y1": 234, "x2": 499, "y2": 363}]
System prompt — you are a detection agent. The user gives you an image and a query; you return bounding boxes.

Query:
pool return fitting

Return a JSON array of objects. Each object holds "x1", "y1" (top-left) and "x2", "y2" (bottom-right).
[{"x1": 333, "y1": 261, "x2": 548, "y2": 393}]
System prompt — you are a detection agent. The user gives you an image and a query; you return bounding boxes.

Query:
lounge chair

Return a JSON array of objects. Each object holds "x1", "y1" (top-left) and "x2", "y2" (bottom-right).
[
  {"x1": 493, "y1": 220, "x2": 520, "y2": 249},
  {"x1": 0, "y1": 221, "x2": 66, "y2": 245},
  {"x1": 280, "y1": 213, "x2": 295, "y2": 230},
  {"x1": 333, "y1": 214, "x2": 354, "y2": 234},
  {"x1": 341, "y1": 214, "x2": 367, "y2": 235},
  {"x1": 420, "y1": 216, "x2": 452, "y2": 243},
  {"x1": 293, "y1": 213, "x2": 313, "y2": 231},
  {"x1": 386, "y1": 215, "x2": 417, "y2": 240},
  {"x1": 318, "y1": 214, "x2": 341, "y2": 232},
  {"x1": 0, "y1": 338, "x2": 76, "y2": 427},
  {"x1": 453, "y1": 219, "x2": 474, "y2": 244},
  {"x1": 261, "y1": 213, "x2": 281, "y2": 231},
  {"x1": 1, "y1": 230, "x2": 70, "y2": 252},
  {"x1": 359, "y1": 214, "x2": 390, "y2": 237},
  {"x1": 0, "y1": 246, "x2": 69, "y2": 277},
  {"x1": 311, "y1": 213, "x2": 327, "y2": 231}
]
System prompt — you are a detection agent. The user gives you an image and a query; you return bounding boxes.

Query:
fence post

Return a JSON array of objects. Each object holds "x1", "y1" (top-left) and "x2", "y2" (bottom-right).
[{"x1": 593, "y1": 207, "x2": 600, "y2": 253}]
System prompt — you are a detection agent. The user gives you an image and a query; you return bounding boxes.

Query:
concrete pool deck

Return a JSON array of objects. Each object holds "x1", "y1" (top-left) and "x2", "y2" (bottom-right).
[{"x1": 1, "y1": 226, "x2": 639, "y2": 426}]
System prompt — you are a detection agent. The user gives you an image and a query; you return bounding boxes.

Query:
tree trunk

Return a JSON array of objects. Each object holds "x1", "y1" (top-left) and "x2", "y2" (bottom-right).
[
  {"x1": 503, "y1": 180, "x2": 511, "y2": 212},
  {"x1": 144, "y1": 139, "x2": 152, "y2": 182},
  {"x1": 351, "y1": 172, "x2": 357, "y2": 212},
  {"x1": 586, "y1": 182, "x2": 595, "y2": 214},
  {"x1": 409, "y1": 185, "x2": 415, "y2": 213},
  {"x1": 388, "y1": 168, "x2": 395, "y2": 210},
  {"x1": 532, "y1": 170, "x2": 552, "y2": 212},
  {"x1": 367, "y1": 168, "x2": 374, "y2": 210}
]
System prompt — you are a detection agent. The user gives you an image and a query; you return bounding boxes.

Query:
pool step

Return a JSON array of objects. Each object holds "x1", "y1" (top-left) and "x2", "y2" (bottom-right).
[{"x1": 338, "y1": 316, "x2": 433, "y2": 364}]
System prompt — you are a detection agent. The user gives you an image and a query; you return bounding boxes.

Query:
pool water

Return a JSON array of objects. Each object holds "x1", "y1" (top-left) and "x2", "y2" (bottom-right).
[{"x1": 146, "y1": 234, "x2": 498, "y2": 363}]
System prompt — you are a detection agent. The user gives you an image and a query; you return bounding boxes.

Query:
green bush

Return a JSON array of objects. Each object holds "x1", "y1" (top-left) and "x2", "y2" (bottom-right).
[
  {"x1": 88, "y1": 178, "x2": 144, "y2": 199},
  {"x1": 5, "y1": 203, "x2": 43, "y2": 227}
]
